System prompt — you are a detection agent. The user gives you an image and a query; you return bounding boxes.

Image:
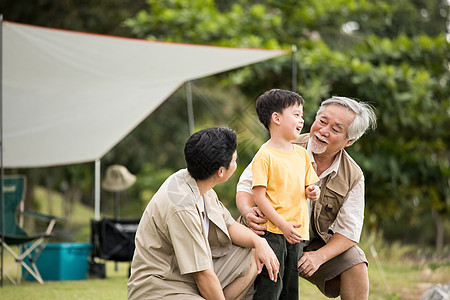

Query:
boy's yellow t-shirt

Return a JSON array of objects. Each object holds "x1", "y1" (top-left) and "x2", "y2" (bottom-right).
[{"x1": 252, "y1": 144, "x2": 319, "y2": 240}]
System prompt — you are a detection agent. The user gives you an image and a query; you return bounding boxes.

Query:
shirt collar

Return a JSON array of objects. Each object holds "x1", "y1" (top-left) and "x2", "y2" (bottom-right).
[
  {"x1": 181, "y1": 169, "x2": 229, "y2": 236},
  {"x1": 180, "y1": 169, "x2": 205, "y2": 212},
  {"x1": 306, "y1": 137, "x2": 342, "y2": 179}
]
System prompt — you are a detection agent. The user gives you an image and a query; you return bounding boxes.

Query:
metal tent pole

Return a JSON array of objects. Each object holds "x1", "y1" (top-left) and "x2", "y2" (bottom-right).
[
  {"x1": 94, "y1": 159, "x2": 101, "y2": 220},
  {"x1": 185, "y1": 81, "x2": 194, "y2": 135},
  {"x1": 291, "y1": 44, "x2": 297, "y2": 92},
  {"x1": 1, "y1": 14, "x2": 4, "y2": 288},
  {"x1": 114, "y1": 191, "x2": 119, "y2": 220}
]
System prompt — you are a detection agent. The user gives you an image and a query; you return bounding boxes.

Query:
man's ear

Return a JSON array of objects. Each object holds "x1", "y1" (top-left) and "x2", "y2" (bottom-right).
[
  {"x1": 217, "y1": 166, "x2": 225, "y2": 178},
  {"x1": 345, "y1": 139, "x2": 356, "y2": 148},
  {"x1": 272, "y1": 112, "x2": 281, "y2": 125}
]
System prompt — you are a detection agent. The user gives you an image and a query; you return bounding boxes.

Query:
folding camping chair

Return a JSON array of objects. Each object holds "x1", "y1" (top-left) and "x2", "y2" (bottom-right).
[{"x1": 0, "y1": 175, "x2": 61, "y2": 284}]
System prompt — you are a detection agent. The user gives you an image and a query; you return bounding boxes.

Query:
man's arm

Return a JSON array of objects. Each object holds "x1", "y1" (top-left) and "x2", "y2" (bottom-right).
[
  {"x1": 299, "y1": 176, "x2": 366, "y2": 277},
  {"x1": 236, "y1": 191, "x2": 267, "y2": 235},
  {"x1": 298, "y1": 233, "x2": 355, "y2": 277},
  {"x1": 228, "y1": 221, "x2": 279, "y2": 282},
  {"x1": 332, "y1": 177, "x2": 365, "y2": 242},
  {"x1": 236, "y1": 160, "x2": 268, "y2": 235},
  {"x1": 193, "y1": 269, "x2": 226, "y2": 300}
]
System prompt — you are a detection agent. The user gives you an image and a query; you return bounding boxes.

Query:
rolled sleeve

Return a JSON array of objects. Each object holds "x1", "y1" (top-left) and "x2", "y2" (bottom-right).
[
  {"x1": 331, "y1": 176, "x2": 365, "y2": 243},
  {"x1": 222, "y1": 207, "x2": 236, "y2": 228},
  {"x1": 236, "y1": 162, "x2": 254, "y2": 194},
  {"x1": 237, "y1": 142, "x2": 269, "y2": 194},
  {"x1": 168, "y1": 210, "x2": 212, "y2": 274},
  {"x1": 204, "y1": 188, "x2": 235, "y2": 228}
]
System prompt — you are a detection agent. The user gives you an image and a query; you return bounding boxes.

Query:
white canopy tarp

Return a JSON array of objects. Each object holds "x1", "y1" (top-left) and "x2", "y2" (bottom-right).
[{"x1": 3, "y1": 21, "x2": 287, "y2": 168}]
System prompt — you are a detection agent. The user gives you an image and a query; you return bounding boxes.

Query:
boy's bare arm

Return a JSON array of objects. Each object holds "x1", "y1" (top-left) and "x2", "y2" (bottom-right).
[{"x1": 253, "y1": 186, "x2": 303, "y2": 244}]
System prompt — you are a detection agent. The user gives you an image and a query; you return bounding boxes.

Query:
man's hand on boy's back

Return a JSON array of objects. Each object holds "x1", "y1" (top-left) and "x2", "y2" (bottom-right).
[{"x1": 243, "y1": 206, "x2": 267, "y2": 235}]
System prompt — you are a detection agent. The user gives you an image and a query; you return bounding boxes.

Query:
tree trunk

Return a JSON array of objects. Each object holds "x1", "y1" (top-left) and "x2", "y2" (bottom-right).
[{"x1": 431, "y1": 209, "x2": 444, "y2": 250}]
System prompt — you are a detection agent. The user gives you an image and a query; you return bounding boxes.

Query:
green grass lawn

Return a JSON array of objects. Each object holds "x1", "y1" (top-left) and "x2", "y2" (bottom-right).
[
  {"x1": 1, "y1": 254, "x2": 449, "y2": 299},
  {"x1": 1, "y1": 187, "x2": 448, "y2": 299},
  {"x1": 299, "y1": 259, "x2": 450, "y2": 300},
  {"x1": 1, "y1": 260, "x2": 129, "y2": 300}
]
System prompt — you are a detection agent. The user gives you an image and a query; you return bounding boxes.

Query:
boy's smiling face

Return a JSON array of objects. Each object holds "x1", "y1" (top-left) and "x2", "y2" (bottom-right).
[{"x1": 277, "y1": 103, "x2": 304, "y2": 141}]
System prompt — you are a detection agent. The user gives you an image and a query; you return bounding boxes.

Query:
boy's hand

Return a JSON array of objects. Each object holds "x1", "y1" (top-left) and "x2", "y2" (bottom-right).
[
  {"x1": 279, "y1": 221, "x2": 303, "y2": 244},
  {"x1": 306, "y1": 184, "x2": 320, "y2": 202}
]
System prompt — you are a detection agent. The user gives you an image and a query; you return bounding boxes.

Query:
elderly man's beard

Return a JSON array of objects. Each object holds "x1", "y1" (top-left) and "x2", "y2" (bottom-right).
[{"x1": 310, "y1": 133, "x2": 328, "y2": 154}]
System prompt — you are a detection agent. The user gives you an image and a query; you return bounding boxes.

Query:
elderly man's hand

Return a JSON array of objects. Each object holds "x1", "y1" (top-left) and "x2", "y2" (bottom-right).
[
  {"x1": 243, "y1": 206, "x2": 267, "y2": 236},
  {"x1": 298, "y1": 250, "x2": 324, "y2": 277}
]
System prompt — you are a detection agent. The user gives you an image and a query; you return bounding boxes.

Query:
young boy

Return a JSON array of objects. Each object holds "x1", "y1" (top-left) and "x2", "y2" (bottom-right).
[{"x1": 251, "y1": 89, "x2": 320, "y2": 299}]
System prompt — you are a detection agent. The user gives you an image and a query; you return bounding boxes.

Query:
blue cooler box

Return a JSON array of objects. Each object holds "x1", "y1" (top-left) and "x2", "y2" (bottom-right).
[{"x1": 24, "y1": 243, "x2": 91, "y2": 281}]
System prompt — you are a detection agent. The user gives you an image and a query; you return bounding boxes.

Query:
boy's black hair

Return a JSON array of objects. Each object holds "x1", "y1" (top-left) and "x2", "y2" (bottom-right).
[
  {"x1": 256, "y1": 89, "x2": 304, "y2": 130},
  {"x1": 184, "y1": 127, "x2": 237, "y2": 180}
]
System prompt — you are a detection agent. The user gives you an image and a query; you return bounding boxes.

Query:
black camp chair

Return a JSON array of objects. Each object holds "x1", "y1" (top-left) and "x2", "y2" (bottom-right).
[
  {"x1": 0, "y1": 175, "x2": 61, "y2": 284},
  {"x1": 89, "y1": 218, "x2": 139, "y2": 278}
]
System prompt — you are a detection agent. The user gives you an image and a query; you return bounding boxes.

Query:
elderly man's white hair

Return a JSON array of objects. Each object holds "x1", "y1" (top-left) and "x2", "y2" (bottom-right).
[{"x1": 317, "y1": 96, "x2": 377, "y2": 143}]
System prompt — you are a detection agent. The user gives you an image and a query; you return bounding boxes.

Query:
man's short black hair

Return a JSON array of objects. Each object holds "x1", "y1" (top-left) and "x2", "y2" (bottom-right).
[
  {"x1": 184, "y1": 127, "x2": 237, "y2": 181},
  {"x1": 256, "y1": 89, "x2": 304, "y2": 130}
]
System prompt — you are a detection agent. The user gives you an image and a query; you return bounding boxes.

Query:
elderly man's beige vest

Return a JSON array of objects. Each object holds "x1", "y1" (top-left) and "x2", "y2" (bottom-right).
[{"x1": 293, "y1": 134, "x2": 362, "y2": 243}]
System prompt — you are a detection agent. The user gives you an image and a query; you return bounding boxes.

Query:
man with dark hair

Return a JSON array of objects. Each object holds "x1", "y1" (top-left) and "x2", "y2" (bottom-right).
[
  {"x1": 184, "y1": 127, "x2": 237, "y2": 180},
  {"x1": 128, "y1": 127, "x2": 279, "y2": 300},
  {"x1": 237, "y1": 96, "x2": 377, "y2": 300}
]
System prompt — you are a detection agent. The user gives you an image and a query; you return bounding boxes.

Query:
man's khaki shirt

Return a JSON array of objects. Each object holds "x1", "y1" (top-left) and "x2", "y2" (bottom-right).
[{"x1": 127, "y1": 169, "x2": 235, "y2": 299}]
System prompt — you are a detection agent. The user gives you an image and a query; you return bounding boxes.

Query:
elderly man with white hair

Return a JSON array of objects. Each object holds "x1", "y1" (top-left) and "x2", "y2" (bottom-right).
[{"x1": 236, "y1": 96, "x2": 377, "y2": 300}]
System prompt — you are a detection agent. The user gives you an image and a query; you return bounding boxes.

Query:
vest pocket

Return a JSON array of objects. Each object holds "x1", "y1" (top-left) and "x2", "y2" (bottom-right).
[
  {"x1": 316, "y1": 190, "x2": 341, "y2": 240},
  {"x1": 321, "y1": 190, "x2": 341, "y2": 220}
]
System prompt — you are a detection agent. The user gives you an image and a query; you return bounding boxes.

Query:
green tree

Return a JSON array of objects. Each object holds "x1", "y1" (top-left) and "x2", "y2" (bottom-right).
[
  {"x1": 2, "y1": 0, "x2": 449, "y2": 247},
  {"x1": 124, "y1": 0, "x2": 450, "y2": 247},
  {"x1": 0, "y1": 0, "x2": 145, "y2": 36}
]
